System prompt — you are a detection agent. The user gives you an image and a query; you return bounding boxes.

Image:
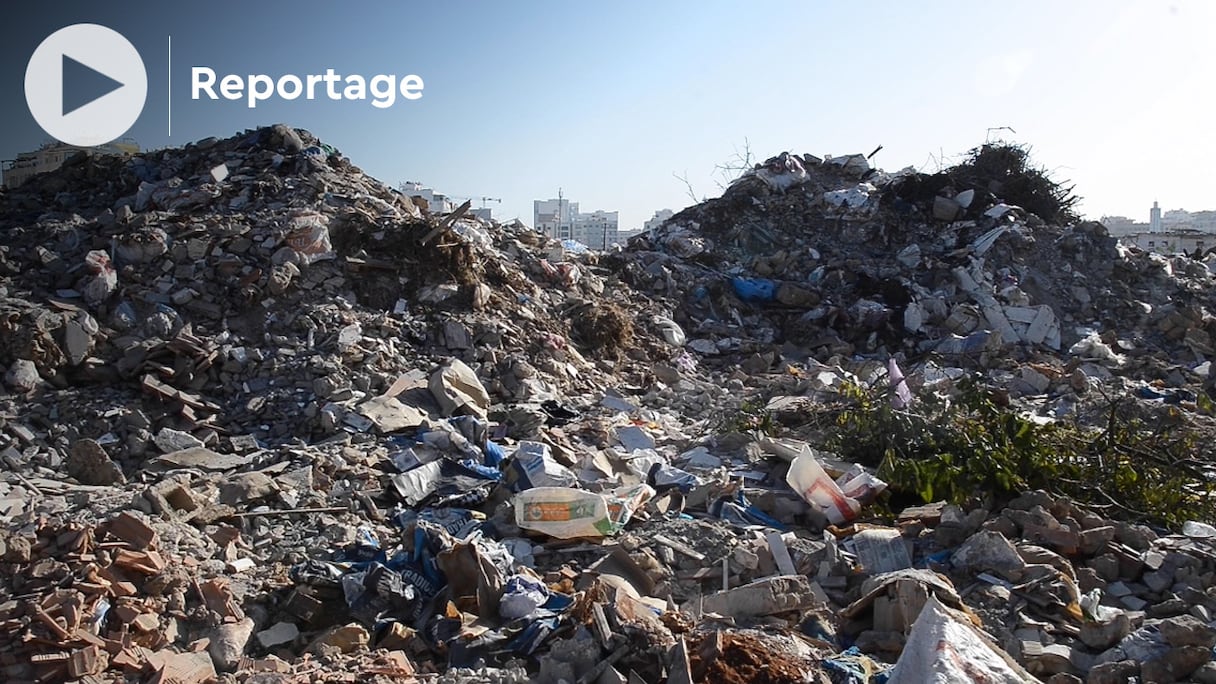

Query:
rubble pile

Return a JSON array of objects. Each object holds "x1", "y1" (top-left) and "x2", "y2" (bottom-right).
[
  {"x1": 0, "y1": 124, "x2": 681, "y2": 454},
  {"x1": 618, "y1": 149, "x2": 1216, "y2": 405},
  {"x1": 2, "y1": 128, "x2": 1216, "y2": 683}
]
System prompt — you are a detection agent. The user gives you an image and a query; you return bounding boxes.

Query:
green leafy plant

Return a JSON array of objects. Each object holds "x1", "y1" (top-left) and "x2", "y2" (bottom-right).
[
  {"x1": 719, "y1": 398, "x2": 780, "y2": 436},
  {"x1": 820, "y1": 378, "x2": 1216, "y2": 529}
]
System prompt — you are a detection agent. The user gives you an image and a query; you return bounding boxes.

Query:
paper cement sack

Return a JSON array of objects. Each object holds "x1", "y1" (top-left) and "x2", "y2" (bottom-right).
[
  {"x1": 514, "y1": 488, "x2": 614, "y2": 539},
  {"x1": 786, "y1": 451, "x2": 877, "y2": 525},
  {"x1": 888, "y1": 595, "x2": 1034, "y2": 683},
  {"x1": 429, "y1": 359, "x2": 490, "y2": 418}
]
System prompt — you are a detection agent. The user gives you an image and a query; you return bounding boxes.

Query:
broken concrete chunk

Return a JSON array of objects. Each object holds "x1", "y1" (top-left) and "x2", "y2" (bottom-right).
[
  {"x1": 699, "y1": 575, "x2": 822, "y2": 620},
  {"x1": 66, "y1": 438, "x2": 125, "y2": 486},
  {"x1": 357, "y1": 394, "x2": 427, "y2": 433},
  {"x1": 153, "y1": 428, "x2": 204, "y2": 454},
  {"x1": 219, "y1": 471, "x2": 280, "y2": 505},
  {"x1": 62, "y1": 315, "x2": 95, "y2": 365},
  {"x1": 208, "y1": 617, "x2": 254, "y2": 672},
  {"x1": 256, "y1": 621, "x2": 300, "y2": 648},
  {"x1": 1142, "y1": 645, "x2": 1212, "y2": 683},
  {"x1": 1080, "y1": 612, "x2": 1131, "y2": 651},
  {"x1": 152, "y1": 446, "x2": 246, "y2": 471},
  {"x1": 4, "y1": 359, "x2": 40, "y2": 392},
  {"x1": 951, "y1": 530, "x2": 1026, "y2": 576},
  {"x1": 309, "y1": 623, "x2": 369, "y2": 656},
  {"x1": 1159, "y1": 614, "x2": 1216, "y2": 648}
]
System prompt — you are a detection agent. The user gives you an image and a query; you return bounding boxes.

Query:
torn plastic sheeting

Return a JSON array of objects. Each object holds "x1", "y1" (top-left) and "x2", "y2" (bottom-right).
[
  {"x1": 653, "y1": 316, "x2": 687, "y2": 347},
  {"x1": 888, "y1": 595, "x2": 1035, "y2": 683},
  {"x1": 604, "y1": 483, "x2": 655, "y2": 527},
  {"x1": 971, "y1": 225, "x2": 1009, "y2": 256},
  {"x1": 934, "y1": 330, "x2": 1003, "y2": 356},
  {"x1": 983, "y1": 203, "x2": 1020, "y2": 219},
  {"x1": 511, "y1": 441, "x2": 577, "y2": 490},
  {"x1": 731, "y1": 277, "x2": 777, "y2": 302},
  {"x1": 786, "y1": 450, "x2": 885, "y2": 525},
  {"x1": 290, "y1": 558, "x2": 354, "y2": 587},
  {"x1": 498, "y1": 575, "x2": 549, "y2": 620},
  {"x1": 710, "y1": 491, "x2": 788, "y2": 531},
  {"x1": 837, "y1": 464, "x2": 887, "y2": 504},
  {"x1": 450, "y1": 219, "x2": 492, "y2": 248},
  {"x1": 823, "y1": 183, "x2": 876, "y2": 210},
  {"x1": 646, "y1": 461, "x2": 702, "y2": 492},
  {"x1": 393, "y1": 508, "x2": 481, "y2": 538},
  {"x1": 822, "y1": 646, "x2": 892, "y2": 684},
  {"x1": 389, "y1": 459, "x2": 495, "y2": 507},
  {"x1": 752, "y1": 152, "x2": 810, "y2": 191},
  {"x1": 389, "y1": 445, "x2": 437, "y2": 473},
  {"x1": 1068, "y1": 331, "x2": 1125, "y2": 366},
  {"x1": 506, "y1": 615, "x2": 561, "y2": 656},
  {"x1": 888, "y1": 358, "x2": 912, "y2": 409},
  {"x1": 342, "y1": 526, "x2": 383, "y2": 563},
  {"x1": 625, "y1": 449, "x2": 666, "y2": 480},
  {"x1": 343, "y1": 563, "x2": 421, "y2": 622},
  {"x1": 390, "y1": 460, "x2": 444, "y2": 506}
]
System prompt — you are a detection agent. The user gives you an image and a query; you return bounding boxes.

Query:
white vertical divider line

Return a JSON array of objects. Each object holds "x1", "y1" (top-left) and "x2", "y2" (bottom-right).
[{"x1": 170, "y1": 34, "x2": 175, "y2": 135}]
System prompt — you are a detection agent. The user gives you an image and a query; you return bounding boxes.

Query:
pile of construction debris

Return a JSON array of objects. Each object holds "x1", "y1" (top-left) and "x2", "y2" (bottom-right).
[{"x1": 2, "y1": 127, "x2": 1216, "y2": 683}]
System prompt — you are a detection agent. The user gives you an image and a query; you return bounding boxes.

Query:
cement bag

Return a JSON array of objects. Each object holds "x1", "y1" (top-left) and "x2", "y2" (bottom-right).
[
  {"x1": 889, "y1": 595, "x2": 1035, "y2": 683},
  {"x1": 285, "y1": 210, "x2": 335, "y2": 264},
  {"x1": 786, "y1": 451, "x2": 862, "y2": 525},
  {"x1": 429, "y1": 359, "x2": 490, "y2": 418},
  {"x1": 514, "y1": 488, "x2": 613, "y2": 539}
]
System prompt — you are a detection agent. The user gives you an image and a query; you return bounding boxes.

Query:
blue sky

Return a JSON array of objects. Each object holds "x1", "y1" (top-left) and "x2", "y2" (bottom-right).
[{"x1": 2, "y1": 1, "x2": 1213, "y2": 231}]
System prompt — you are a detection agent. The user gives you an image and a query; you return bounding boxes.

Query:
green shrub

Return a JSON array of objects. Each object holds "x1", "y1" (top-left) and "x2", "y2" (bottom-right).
[{"x1": 821, "y1": 379, "x2": 1216, "y2": 529}]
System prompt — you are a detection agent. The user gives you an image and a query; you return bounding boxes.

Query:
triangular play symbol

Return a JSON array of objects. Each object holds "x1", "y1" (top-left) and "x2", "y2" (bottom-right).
[{"x1": 62, "y1": 54, "x2": 124, "y2": 116}]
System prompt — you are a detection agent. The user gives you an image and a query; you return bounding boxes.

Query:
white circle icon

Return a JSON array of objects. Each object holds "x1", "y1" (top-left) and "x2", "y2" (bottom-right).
[{"x1": 24, "y1": 23, "x2": 147, "y2": 147}]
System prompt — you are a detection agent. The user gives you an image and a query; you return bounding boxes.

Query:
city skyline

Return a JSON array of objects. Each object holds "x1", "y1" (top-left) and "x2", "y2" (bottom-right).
[{"x1": 3, "y1": 2, "x2": 1215, "y2": 233}]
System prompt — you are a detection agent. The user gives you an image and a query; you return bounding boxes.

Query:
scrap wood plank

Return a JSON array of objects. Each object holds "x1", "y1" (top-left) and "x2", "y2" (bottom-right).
[
  {"x1": 420, "y1": 200, "x2": 472, "y2": 245},
  {"x1": 765, "y1": 531, "x2": 797, "y2": 576},
  {"x1": 652, "y1": 534, "x2": 705, "y2": 561},
  {"x1": 591, "y1": 602, "x2": 614, "y2": 650}
]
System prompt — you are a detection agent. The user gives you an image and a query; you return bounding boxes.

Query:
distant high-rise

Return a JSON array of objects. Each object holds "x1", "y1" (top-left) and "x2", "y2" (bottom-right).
[
  {"x1": 534, "y1": 195, "x2": 577, "y2": 240},
  {"x1": 534, "y1": 194, "x2": 621, "y2": 247},
  {"x1": 1150, "y1": 201, "x2": 1162, "y2": 233}
]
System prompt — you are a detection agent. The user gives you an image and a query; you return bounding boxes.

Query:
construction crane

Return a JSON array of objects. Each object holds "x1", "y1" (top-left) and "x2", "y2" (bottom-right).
[{"x1": 452, "y1": 195, "x2": 502, "y2": 209}]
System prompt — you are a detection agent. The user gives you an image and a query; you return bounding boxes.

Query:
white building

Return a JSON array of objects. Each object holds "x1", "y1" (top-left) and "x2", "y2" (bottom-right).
[
  {"x1": 1126, "y1": 229, "x2": 1212, "y2": 254},
  {"x1": 399, "y1": 181, "x2": 455, "y2": 215},
  {"x1": 1100, "y1": 215, "x2": 1143, "y2": 237},
  {"x1": 534, "y1": 198, "x2": 579, "y2": 240},
  {"x1": 534, "y1": 198, "x2": 627, "y2": 248},
  {"x1": 643, "y1": 209, "x2": 675, "y2": 236},
  {"x1": 1107, "y1": 202, "x2": 1216, "y2": 252},
  {"x1": 3, "y1": 140, "x2": 139, "y2": 189},
  {"x1": 574, "y1": 210, "x2": 621, "y2": 249}
]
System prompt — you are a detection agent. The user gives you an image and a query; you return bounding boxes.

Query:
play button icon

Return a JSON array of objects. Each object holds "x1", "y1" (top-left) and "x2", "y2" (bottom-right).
[
  {"x1": 62, "y1": 55, "x2": 126, "y2": 117},
  {"x1": 25, "y1": 24, "x2": 147, "y2": 147}
]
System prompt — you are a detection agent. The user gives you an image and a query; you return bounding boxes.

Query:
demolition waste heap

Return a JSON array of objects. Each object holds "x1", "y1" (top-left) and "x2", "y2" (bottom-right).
[{"x1": 2, "y1": 125, "x2": 1216, "y2": 683}]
